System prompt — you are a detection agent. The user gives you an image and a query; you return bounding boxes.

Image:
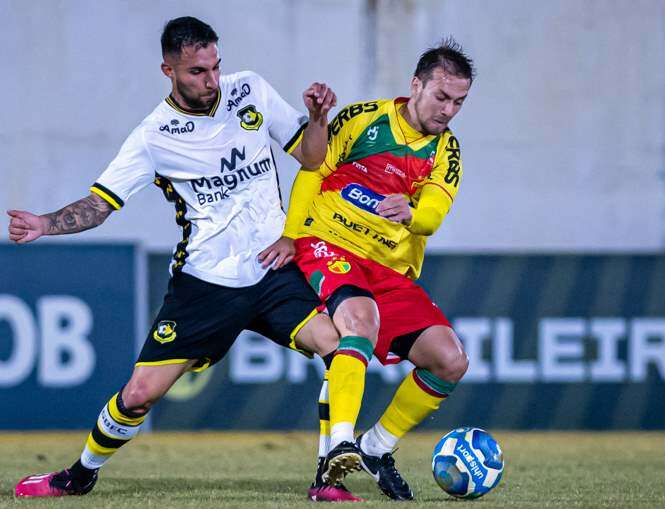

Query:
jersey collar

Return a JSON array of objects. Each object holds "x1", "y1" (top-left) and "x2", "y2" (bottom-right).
[
  {"x1": 165, "y1": 89, "x2": 222, "y2": 118},
  {"x1": 391, "y1": 97, "x2": 446, "y2": 147}
]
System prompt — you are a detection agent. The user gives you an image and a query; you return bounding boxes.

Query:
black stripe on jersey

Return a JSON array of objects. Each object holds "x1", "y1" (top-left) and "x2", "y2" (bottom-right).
[
  {"x1": 153, "y1": 174, "x2": 191, "y2": 273},
  {"x1": 283, "y1": 121, "x2": 308, "y2": 153},
  {"x1": 269, "y1": 147, "x2": 285, "y2": 212},
  {"x1": 91, "y1": 183, "x2": 125, "y2": 209},
  {"x1": 91, "y1": 425, "x2": 130, "y2": 449}
]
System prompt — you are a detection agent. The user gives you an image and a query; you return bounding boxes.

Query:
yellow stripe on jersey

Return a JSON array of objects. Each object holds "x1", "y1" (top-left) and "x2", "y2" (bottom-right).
[
  {"x1": 90, "y1": 184, "x2": 123, "y2": 210},
  {"x1": 284, "y1": 122, "x2": 308, "y2": 154},
  {"x1": 134, "y1": 358, "x2": 212, "y2": 372},
  {"x1": 286, "y1": 307, "x2": 318, "y2": 359}
]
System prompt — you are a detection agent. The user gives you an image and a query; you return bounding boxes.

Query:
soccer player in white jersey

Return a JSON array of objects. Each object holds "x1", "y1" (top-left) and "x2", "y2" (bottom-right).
[{"x1": 9, "y1": 17, "x2": 362, "y2": 499}]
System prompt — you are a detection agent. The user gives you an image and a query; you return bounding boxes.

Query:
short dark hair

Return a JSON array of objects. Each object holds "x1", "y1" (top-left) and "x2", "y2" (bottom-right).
[
  {"x1": 414, "y1": 37, "x2": 476, "y2": 84},
  {"x1": 161, "y1": 16, "x2": 218, "y2": 57}
]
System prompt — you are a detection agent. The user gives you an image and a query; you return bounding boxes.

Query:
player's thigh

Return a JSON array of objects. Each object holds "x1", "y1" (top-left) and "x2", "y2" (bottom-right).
[
  {"x1": 293, "y1": 312, "x2": 339, "y2": 357},
  {"x1": 294, "y1": 238, "x2": 380, "y2": 342},
  {"x1": 123, "y1": 360, "x2": 198, "y2": 408},
  {"x1": 373, "y1": 279, "x2": 451, "y2": 364},
  {"x1": 247, "y1": 262, "x2": 327, "y2": 357},
  {"x1": 138, "y1": 271, "x2": 251, "y2": 373},
  {"x1": 408, "y1": 325, "x2": 469, "y2": 382}
]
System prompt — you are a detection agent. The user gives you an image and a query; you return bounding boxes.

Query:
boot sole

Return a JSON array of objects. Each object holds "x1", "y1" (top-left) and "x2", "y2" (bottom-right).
[{"x1": 322, "y1": 452, "x2": 361, "y2": 485}]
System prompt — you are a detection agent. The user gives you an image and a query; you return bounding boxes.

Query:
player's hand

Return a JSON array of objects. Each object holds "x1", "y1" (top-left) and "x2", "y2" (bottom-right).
[
  {"x1": 258, "y1": 236, "x2": 296, "y2": 270},
  {"x1": 376, "y1": 194, "x2": 413, "y2": 225},
  {"x1": 303, "y1": 83, "x2": 337, "y2": 122},
  {"x1": 7, "y1": 210, "x2": 47, "y2": 244}
]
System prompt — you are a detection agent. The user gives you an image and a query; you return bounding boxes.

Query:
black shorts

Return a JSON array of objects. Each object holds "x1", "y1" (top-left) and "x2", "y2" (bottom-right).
[{"x1": 137, "y1": 263, "x2": 322, "y2": 371}]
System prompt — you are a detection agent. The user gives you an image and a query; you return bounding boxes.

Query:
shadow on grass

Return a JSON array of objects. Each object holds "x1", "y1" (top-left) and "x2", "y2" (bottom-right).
[{"x1": 104, "y1": 476, "x2": 309, "y2": 499}]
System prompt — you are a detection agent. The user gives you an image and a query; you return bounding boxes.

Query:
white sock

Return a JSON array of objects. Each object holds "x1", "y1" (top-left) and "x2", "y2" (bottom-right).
[
  {"x1": 360, "y1": 422, "x2": 399, "y2": 456},
  {"x1": 330, "y1": 422, "x2": 354, "y2": 450}
]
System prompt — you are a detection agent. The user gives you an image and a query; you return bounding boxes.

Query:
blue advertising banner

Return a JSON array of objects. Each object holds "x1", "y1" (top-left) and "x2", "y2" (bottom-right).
[
  {"x1": 149, "y1": 254, "x2": 665, "y2": 431},
  {"x1": 0, "y1": 244, "x2": 144, "y2": 429}
]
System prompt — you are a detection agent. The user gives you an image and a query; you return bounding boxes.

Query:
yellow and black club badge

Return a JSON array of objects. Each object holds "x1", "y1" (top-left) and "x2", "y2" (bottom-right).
[
  {"x1": 153, "y1": 320, "x2": 177, "y2": 344},
  {"x1": 237, "y1": 104, "x2": 263, "y2": 131}
]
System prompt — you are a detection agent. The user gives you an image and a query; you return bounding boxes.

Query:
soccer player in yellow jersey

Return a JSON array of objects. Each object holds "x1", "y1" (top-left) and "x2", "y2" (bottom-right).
[{"x1": 281, "y1": 38, "x2": 475, "y2": 501}]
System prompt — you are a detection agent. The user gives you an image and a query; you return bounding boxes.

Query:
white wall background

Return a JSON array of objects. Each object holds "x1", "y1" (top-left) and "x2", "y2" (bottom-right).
[{"x1": 2, "y1": 0, "x2": 664, "y2": 252}]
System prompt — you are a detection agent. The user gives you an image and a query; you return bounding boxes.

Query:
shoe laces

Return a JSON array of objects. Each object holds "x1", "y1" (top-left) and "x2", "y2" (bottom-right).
[{"x1": 381, "y1": 453, "x2": 407, "y2": 488}]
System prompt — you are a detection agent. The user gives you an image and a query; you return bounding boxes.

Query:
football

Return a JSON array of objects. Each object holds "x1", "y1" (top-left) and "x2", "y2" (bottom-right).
[{"x1": 431, "y1": 427, "x2": 504, "y2": 499}]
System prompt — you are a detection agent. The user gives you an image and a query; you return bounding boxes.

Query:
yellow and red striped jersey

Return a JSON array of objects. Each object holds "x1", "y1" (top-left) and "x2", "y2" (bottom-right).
[{"x1": 285, "y1": 98, "x2": 463, "y2": 279}]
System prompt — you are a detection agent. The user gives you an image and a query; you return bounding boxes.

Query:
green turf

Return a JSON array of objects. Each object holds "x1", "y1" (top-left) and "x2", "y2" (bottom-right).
[{"x1": 1, "y1": 431, "x2": 664, "y2": 508}]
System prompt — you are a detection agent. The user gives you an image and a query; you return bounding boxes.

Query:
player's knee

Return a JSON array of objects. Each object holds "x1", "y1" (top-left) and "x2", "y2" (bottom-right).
[
  {"x1": 429, "y1": 348, "x2": 469, "y2": 383},
  {"x1": 346, "y1": 311, "x2": 379, "y2": 344},
  {"x1": 334, "y1": 301, "x2": 380, "y2": 344},
  {"x1": 122, "y1": 380, "x2": 160, "y2": 413}
]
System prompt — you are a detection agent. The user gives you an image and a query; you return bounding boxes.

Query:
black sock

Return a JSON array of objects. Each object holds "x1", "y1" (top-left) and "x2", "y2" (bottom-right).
[
  {"x1": 322, "y1": 352, "x2": 335, "y2": 370},
  {"x1": 314, "y1": 456, "x2": 326, "y2": 485},
  {"x1": 69, "y1": 459, "x2": 98, "y2": 482}
]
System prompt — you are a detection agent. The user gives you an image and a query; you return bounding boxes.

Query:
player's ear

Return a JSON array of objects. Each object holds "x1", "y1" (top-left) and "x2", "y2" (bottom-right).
[
  {"x1": 161, "y1": 62, "x2": 174, "y2": 79},
  {"x1": 409, "y1": 76, "x2": 422, "y2": 96}
]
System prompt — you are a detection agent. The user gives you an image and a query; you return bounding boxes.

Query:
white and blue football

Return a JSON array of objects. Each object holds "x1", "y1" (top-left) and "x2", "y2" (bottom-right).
[{"x1": 431, "y1": 427, "x2": 504, "y2": 499}]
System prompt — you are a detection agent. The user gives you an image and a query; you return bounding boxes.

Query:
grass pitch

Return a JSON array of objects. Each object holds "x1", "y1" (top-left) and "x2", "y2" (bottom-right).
[{"x1": 1, "y1": 431, "x2": 664, "y2": 508}]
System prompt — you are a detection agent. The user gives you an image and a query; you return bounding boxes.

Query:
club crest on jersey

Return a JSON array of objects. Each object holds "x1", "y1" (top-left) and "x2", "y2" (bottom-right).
[
  {"x1": 327, "y1": 256, "x2": 351, "y2": 274},
  {"x1": 160, "y1": 119, "x2": 195, "y2": 135},
  {"x1": 341, "y1": 183, "x2": 385, "y2": 215},
  {"x1": 153, "y1": 321, "x2": 177, "y2": 344},
  {"x1": 237, "y1": 105, "x2": 263, "y2": 131}
]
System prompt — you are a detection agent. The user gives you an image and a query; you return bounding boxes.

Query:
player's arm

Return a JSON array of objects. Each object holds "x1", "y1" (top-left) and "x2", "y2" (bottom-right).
[
  {"x1": 289, "y1": 82, "x2": 337, "y2": 169},
  {"x1": 284, "y1": 169, "x2": 324, "y2": 238},
  {"x1": 377, "y1": 133, "x2": 462, "y2": 235},
  {"x1": 375, "y1": 185, "x2": 453, "y2": 236},
  {"x1": 7, "y1": 193, "x2": 114, "y2": 244},
  {"x1": 258, "y1": 169, "x2": 323, "y2": 269}
]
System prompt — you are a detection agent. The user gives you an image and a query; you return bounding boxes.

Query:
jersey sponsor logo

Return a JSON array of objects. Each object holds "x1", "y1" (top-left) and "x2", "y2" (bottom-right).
[
  {"x1": 341, "y1": 183, "x2": 385, "y2": 214},
  {"x1": 160, "y1": 119, "x2": 195, "y2": 135},
  {"x1": 153, "y1": 320, "x2": 177, "y2": 344},
  {"x1": 237, "y1": 104, "x2": 263, "y2": 130},
  {"x1": 332, "y1": 212, "x2": 398, "y2": 250},
  {"x1": 226, "y1": 83, "x2": 252, "y2": 111},
  {"x1": 367, "y1": 125, "x2": 379, "y2": 141},
  {"x1": 220, "y1": 147, "x2": 247, "y2": 172},
  {"x1": 352, "y1": 161, "x2": 368, "y2": 173},
  {"x1": 310, "y1": 240, "x2": 337, "y2": 259},
  {"x1": 444, "y1": 135, "x2": 461, "y2": 187},
  {"x1": 330, "y1": 101, "x2": 380, "y2": 136},
  {"x1": 191, "y1": 157, "x2": 273, "y2": 206},
  {"x1": 384, "y1": 162, "x2": 405, "y2": 178},
  {"x1": 327, "y1": 256, "x2": 351, "y2": 274}
]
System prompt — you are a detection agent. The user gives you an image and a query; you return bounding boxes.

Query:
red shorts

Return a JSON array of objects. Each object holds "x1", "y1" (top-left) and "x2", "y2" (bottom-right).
[{"x1": 294, "y1": 237, "x2": 451, "y2": 365}]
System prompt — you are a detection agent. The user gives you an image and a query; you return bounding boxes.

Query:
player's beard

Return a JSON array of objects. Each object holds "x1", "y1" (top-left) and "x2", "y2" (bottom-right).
[{"x1": 177, "y1": 83, "x2": 217, "y2": 112}]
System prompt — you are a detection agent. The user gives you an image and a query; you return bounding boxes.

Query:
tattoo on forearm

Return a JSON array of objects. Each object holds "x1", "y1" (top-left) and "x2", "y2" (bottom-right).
[{"x1": 44, "y1": 195, "x2": 113, "y2": 235}]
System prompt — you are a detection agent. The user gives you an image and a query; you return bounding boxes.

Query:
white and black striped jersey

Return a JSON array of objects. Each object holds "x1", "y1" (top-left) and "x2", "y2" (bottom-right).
[{"x1": 91, "y1": 71, "x2": 307, "y2": 287}]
